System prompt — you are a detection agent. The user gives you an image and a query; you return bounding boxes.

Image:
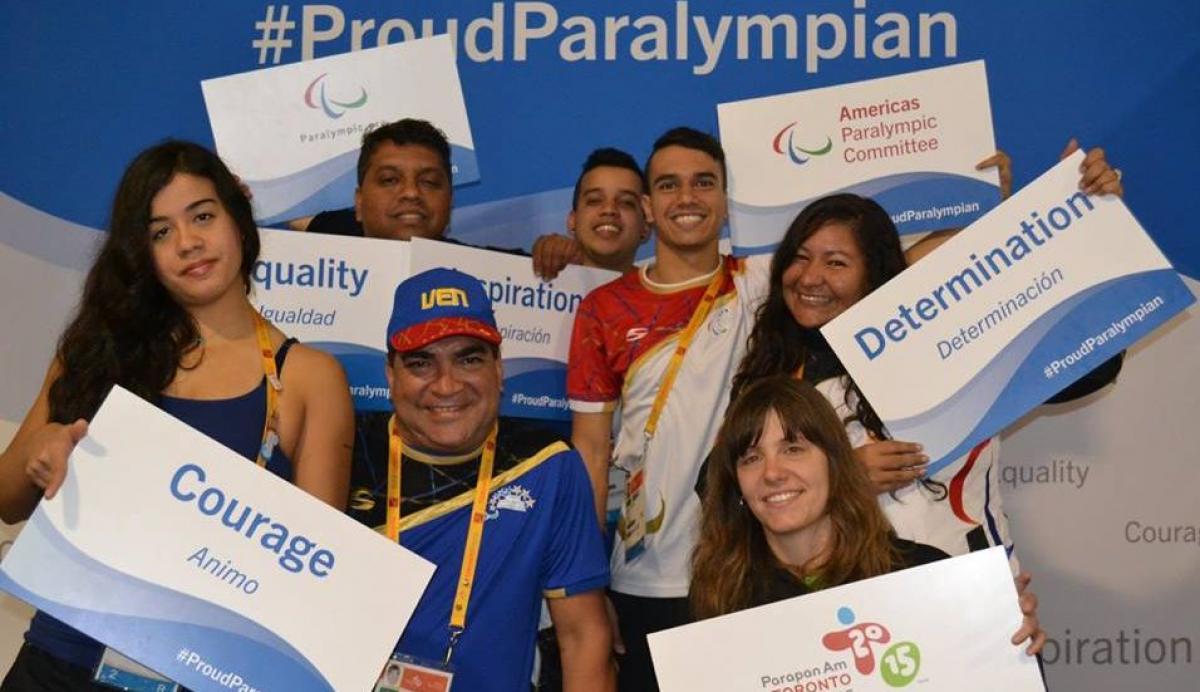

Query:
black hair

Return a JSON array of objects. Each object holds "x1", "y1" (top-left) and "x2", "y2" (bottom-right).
[
  {"x1": 356, "y1": 118, "x2": 452, "y2": 185},
  {"x1": 645, "y1": 126, "x2": 727, "y2": 190},
  {"x1": 571, "y1": 147, "x2": 646, "y2": 208},
  {"x1": 732, "y1": 193, "x2": 906, "y2": 441},
  {"x1": 48, "y1": 141, "x2": 258, "y2": 422}
]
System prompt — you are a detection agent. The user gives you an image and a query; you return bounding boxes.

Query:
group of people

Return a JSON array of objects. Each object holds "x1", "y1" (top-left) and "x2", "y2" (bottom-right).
[{"x1": 0, "y1": 115, "x2": 1123, "y2": 692}]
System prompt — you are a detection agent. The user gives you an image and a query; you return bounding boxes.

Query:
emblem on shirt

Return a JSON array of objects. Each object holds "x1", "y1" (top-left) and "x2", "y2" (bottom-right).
[
  {"x1": 486, "y1": 484, "x2": 535, "y2": 520},
  {"x1": 616, "y1": 493, "x2": 666, "y2": 539},
  {"x1": 709, "y1": 305, "x2": 732, "y2": 335}
]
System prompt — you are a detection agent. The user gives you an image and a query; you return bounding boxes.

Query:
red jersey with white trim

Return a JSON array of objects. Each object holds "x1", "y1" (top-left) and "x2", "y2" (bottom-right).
[
  {"x1": 815, "y1": 376, "x2": 1018, "y2": 573},
  {"x1": 568, "y1": 255, "x2": 770, "y2": 597}
]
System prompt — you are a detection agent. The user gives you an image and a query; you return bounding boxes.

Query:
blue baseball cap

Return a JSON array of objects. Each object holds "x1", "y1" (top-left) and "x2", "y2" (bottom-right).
[{"x1": 387, "y1": 268, "x2": 501, "y2": 352}]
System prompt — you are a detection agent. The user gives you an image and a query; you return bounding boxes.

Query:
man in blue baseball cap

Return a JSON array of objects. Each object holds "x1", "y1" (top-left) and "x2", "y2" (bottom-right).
[{"x1": 374, "y1": 268, "x2": 614, "y2": 691}]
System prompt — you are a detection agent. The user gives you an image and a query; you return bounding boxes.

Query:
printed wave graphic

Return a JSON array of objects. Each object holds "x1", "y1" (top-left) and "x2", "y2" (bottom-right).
[
  {"x1": 0, "y1": 192, "x2": 100, "y2": 270},
  {"x1": 731, "y1": 172, "x2": 999, "y2": 254},
  {"x1": 453, "y1": 186, "x2": 571, "y2": 246},
  {"x1": 307, "y1": 341, "x2": 390, "y2": 412},
  {"x1": 250, "y1": 144, "x2": 478, "y2": 225},
  {"x1": 891, "y1": 269, "x2": 1192, "y2": 476},
  {"x1": 503, "y1": 357, "x2": 569, "y2": 421},
  {"x1": 0, "y1": 511, "x2": 332, "y2": 690}
]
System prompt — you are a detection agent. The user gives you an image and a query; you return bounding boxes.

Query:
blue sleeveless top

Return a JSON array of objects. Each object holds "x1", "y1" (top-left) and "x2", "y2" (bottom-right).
[{"x1": 25, "y1": 340, "x2": 297, "y2": 670}]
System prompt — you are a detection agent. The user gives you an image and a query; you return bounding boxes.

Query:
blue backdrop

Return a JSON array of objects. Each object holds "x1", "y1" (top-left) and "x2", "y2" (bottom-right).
[
  {"x1": 2, "y1": 4, "x2": 1200, "y2": 690},
  {"x1": 2, "y1": 1, "x2": 1197, "y2": 277}
]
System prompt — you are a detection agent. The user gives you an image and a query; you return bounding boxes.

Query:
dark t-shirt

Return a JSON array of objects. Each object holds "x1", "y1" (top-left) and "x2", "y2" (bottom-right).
[
  {"x1": 304, "y1": 206, "x2": 532, "y2": 256},
  {"x1": 746, "y1": 536, "x2": 950, "y2": 609},
  {"x1": 346, "y1": 415, "x2": 568, "y2": 530},
  {"x1": 305, "y1": 207, "x2": 362, "y2": 236}
]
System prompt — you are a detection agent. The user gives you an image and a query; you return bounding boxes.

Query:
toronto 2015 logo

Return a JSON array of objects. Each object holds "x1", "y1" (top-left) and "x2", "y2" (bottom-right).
[
  {"x1": 822, "y1": 606, "x2": 922, "y2": 687},
  {"x1": 772, "y1": 121, "x2": 832, "y2": 165},
  {"x1": 303, "y1": 73, "x2": 368, "y2": 119}
]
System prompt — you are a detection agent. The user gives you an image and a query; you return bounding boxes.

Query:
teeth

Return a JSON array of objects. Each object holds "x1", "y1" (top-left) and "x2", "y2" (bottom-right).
[
  {"x1": 671, "y1": 214, "x2": 704, "y2": 226},
  {"x1": 764, "y1": 490, "x2": 801, "y2": 504},
  {"x1": 797, "y1": 293, "x2": 832, "y2": 305},
  {"x1": 594, "y1": 224, "x2": 620, "y2": 234}
]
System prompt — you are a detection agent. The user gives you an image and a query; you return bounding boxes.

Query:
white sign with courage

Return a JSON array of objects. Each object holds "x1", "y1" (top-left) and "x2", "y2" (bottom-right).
[
  {"x1": 0, "y1": 386, "x2": 435, "y2": 691},
  {"x1": 202, "y1": 35, "x2": 477, "y2": 226},
  {"x1": 719, "y1": 61, "x2": 999, "y2": 253},
  {"x1": 821, "y1": 151, "x2": 1194, "y2": 477},
  {"x1": 409, "y1": 238, "x2": 617, "y2": 421}
]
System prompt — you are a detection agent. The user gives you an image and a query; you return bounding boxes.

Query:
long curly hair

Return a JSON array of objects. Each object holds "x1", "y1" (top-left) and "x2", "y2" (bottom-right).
[
  {"x1": 731, "y1": 193, "x2": 906, "y2": 440},
  {"x1": 47, "y1": 141, "x2": 259, "y2": 423},
  {"x1": 691, "y1": 376, "x2": 898, "y2": 619}
]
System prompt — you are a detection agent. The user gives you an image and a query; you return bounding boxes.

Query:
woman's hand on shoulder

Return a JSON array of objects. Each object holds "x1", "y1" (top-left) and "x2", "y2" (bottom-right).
[
  {"x1": 23, "y1": 420, "x2": 88, "y2": 499},
  {"x1": 853, "y1": 440, "x2": 928, "y2": 494},
  {"x1": 1011, "y1": 571, "x2": 1047, "y2": 656}
]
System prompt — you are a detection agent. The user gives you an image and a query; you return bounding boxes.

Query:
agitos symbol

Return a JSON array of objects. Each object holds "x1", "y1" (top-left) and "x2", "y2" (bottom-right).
[
  {"x1": 772, "y1": 121, "x2": 833, "y2": 165},
  {"x1": 303, "y1": 73, "x2": 368, "y2": 119}
]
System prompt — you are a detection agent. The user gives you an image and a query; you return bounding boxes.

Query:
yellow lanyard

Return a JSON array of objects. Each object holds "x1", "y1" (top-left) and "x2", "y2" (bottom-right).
[
  {"x1": 386, "y1": 418, "x2": 498, "y2": 662},
  {"x1": 253, "y1": 312, "x2": 282, "y2": 468},
  {"x1": 643, "y1": 264, "x2": 727, "y2": 440}
]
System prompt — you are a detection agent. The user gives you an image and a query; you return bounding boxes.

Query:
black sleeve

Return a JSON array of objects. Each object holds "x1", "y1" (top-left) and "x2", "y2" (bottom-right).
[
  {"x1": 694, "y1": 450, "x2": 713, "y2": 500},
  {"x1": 891, "y1": 536, "x2": 951, "y2": 569},
  {"x1": 306, "y1": 208, "x2": 363, "y2": 237},
  {"x1": 1044, "y1": 352, "x2": 1124, "y2": 404},
  {"x1": 441, "y1": 235, "x2": 529, "y2": 258}
]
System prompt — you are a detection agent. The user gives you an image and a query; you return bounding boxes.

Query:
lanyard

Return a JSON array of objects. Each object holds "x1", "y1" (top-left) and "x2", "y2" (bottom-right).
[
  {"x1": 618, "y1": 263, "x2": 727, "y2": 553},
  {"x1": 97, "y1": 312, "x2": 282, "y2": 685},
  {"x1": 387, "y1": 418, "x2": 498, "y2": 663},
  {"x1": 253, "y1": 312, "x2": 282, "y2": 468},
  {"x1": 643, "y1": 263, "x2": 727, "y2": 440}
]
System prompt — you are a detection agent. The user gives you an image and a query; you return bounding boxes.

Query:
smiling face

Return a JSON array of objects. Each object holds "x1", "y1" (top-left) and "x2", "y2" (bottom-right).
[
  {"x1": 735, "y1": 409, "x2": 832, "y2": 554},
  {"x1": 355, "y1": 142, "x2": 452, "y2": 241},
  {"x1": 780, "y1": 221, "x2": 870, "y2": 329},
  {"x1": 386, "y1": 335, "x2": 502, "y2": 455},
  {"x1": 568, "y1": 165, "x2": 648, "y2": 271},
  {"x1": 644, "y1": 145, "x2": 727, "y2": 256},
  {"x1": 148, "y1": 173, "x2": 245, "y2": 308}
]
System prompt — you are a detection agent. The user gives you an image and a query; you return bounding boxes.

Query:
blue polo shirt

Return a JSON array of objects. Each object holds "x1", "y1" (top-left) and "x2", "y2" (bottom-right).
[{"x1": 393, "y1": 438, "x2": 608, "y2": 691}]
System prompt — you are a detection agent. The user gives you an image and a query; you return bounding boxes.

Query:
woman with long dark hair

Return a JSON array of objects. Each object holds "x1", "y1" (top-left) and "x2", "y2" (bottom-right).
[
  {"x1": 0, "y1": 141, "x2": 353, "y2": 689},
  {"x1": 691, "y1": 376, "x2": 1042, "y2": 658},
  {"x1": 693, "y1": 376, "x2": 916, "y2": 617},
  {"x1": 729, "y1": 145, "x2": 1122, "y2": 567}
]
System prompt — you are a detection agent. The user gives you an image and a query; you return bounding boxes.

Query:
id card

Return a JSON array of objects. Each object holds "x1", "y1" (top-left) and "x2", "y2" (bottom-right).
[
  {"x1": 94, "y1": 647, "x2": 179, "y2": 692},
  {"x1": 621, "y1": 462, "x2": 647, "y2": 563},
  {"x1": 375, "y1": 654, "x2": 454, "y2": 692}
]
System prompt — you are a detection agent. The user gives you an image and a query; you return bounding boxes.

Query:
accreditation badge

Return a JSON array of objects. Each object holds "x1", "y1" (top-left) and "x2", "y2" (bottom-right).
[
  {"x1": 620, "y1": 455, "x2": 648, "y2": 563},
  {"x1": 93, "y1": 648, "x2": 179, "y2": 692},
  {"x1": 375, "y1": 654, "x2": 455, "y2": 692}
]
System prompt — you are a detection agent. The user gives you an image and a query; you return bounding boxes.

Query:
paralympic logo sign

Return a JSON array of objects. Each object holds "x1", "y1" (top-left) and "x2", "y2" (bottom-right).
[
  {"x1": 303, "y1": 73, "x2": 368, "y2": 119},
  {"x1": 772, "y1": 121, "x2": 833, "y2": 166}
]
